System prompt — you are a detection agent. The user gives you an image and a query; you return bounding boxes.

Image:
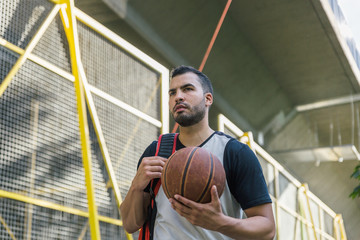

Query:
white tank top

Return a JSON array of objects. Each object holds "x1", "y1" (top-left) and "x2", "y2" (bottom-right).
[{"x1": 153, "y1": 133, "x2": 243, "y2": 240}]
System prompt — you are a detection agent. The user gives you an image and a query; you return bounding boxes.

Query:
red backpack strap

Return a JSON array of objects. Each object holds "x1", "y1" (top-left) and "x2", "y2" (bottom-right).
[
  {"x1": 139, "y1": 133, "x2": 178, "y2": 240},
  {"x1": 154, "y1": 134, "x2": 163, "y2": 156},
  {"x1": 152, "y1": 133, "x2": 178, "y2": 196}
]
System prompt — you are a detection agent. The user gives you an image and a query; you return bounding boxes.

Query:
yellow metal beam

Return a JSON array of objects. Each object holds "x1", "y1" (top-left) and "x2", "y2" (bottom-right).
[
  {"x1": 0, "y1": 37, "x2": 74, "y2": 82},
  {"x1": 80, "y1": 67, "x2": 123, "y2": 208},
  {"x1": 77, "y1": 221, "x2": 89, "y2": 240},
  {"x1": 334, "y1": 216, "x2": 340, "y2": 240},
  {"x1": 0, "y1": 214, "x2": 17, "y2": 240},
  {"x1": 24, "y1": 100, "x2": 40, "y2": 240},
  {"x1": 301, "y1": 184, "x2": 318, "y2": 240},
  {"x1": 0, "y1": 38, "x2": 23, "y2": 54},
  {"x1": 334, "y1": 214, "x2": 347, "y2": 240},
  {"x1": 298, "y1": 189, "x2": 310, "y2": 240},
  {"x1": 273, "y1": 168, "x2": 281, "y2": 240},
  {"x1": 0, "y1": 4, "x2": 60, "y2": 97},
  {"x1": 58, "y1": 1, "x2": 101, "y2": 239},
  {"x1": 0, "y1": 189, "x2": 122, "y2": 226}
]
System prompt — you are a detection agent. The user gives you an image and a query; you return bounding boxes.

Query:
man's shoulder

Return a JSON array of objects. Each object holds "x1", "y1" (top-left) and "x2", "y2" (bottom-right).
[
  {"x1": 146, "y1": 140, "x2": 158, "y2": 156},
  {"x1": 138, "y1": 140, "x2": 157, "y2": 163},
  {"x1": 212, "y1": 131, "x2": 249, "y2": 152}
]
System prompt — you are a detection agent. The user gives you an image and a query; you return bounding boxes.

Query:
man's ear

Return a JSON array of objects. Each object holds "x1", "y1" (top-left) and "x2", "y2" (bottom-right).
[{"x1": 205, "y1": 93, "x2": 213, "y2": 106}]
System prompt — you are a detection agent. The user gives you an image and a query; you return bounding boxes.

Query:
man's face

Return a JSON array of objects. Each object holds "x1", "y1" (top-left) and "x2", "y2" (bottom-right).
[{"x1": 168, "y1": 72, "x2": 211, "y2": 127}]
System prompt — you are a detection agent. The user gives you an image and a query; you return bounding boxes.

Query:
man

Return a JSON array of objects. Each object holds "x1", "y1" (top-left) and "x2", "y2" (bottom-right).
[{"x1": 120, "y1": 66, "x2": 275, "y2": 239}]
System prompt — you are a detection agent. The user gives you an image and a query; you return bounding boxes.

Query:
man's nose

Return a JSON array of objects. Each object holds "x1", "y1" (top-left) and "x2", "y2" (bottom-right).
[{"x1": 175, "y1": 92, "x2": 184, "y2": 103}]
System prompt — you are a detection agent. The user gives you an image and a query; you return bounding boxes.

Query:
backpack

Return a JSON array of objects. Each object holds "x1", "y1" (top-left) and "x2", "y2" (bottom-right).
[{"x1": 138, "y1": 133, "x2": 179, "y2": 240}]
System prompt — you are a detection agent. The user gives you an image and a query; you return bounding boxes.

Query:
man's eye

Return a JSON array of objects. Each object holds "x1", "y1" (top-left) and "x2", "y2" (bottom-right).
[{"x1": 169, "y1": 91, "x2": 175, "y2": 96}]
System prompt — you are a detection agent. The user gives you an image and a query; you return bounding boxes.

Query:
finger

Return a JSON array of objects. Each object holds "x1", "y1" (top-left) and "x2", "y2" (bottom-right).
[
  {"x1": 211, "y1": 185, "x2": 219, "y2": 202},
  {"x1": 137, "y1": 166, "x2": 163, "y2": 178},
  {"x1": 140, "y1": 161, "x2": 164, "y2": 170},
  {"x1": 144, "y1": 156, "x2": 168, "y2": 162},
  {"x1": 211, "y1": 186, "x2": 222, "y2": 211},
  {"x1": 174, "y1": 194, "x2": 197, "y2": 208},
  {"x1": 146, "y1": 172, "x2": 162, "y2": 179},
  {"x1": 169, "y1": 198, "x2": 192, "y2": 216},
  {"x1": 146, "y1": 165, "x2": 164, "y2": 172},
  {"x1": 142, "y1": 158, "x2": 167, "y2": 166}
]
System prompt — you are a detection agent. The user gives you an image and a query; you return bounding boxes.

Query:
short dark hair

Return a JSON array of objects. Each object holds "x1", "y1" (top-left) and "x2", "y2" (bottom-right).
[{"x1": 170, "y1": 65, "x2": 213, "y2": 94}]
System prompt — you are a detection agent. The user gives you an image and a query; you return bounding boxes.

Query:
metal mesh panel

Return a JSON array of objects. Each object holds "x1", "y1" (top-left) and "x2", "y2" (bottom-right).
[
  {"x1": 77, "y1": 21, "x2": 161, "y2": 120},
  {"x1": 0, "y1": 197, "x2": 98, "y2": 240},
  {"x1": 0, "y1": 60, "x2": 86, "y2": 206},
  {"x1": 1, "y1": 1, "x2": 165, "y2": 239},
  {"x1": 32, "y1": 14, "x2": 71, "y2": 73},
  {"x1": 278, "y1": 208, "x2": 296, "y2": 239},
  {"x1": 0, "y1": 0, "x2": 53, "y2": 49},
  {"x1": 324, "y1": 211, "x2": 334, "y2": 236},
  {"x1": 0, "y1": 46, "x2": 19, "y2": 84},
  {"x1": 0, "y1": 60, "x2": 118, "y2": 236},
  {"x1": 257, "y1": 154, "x2": 275, "y2": 195},
  {"x1": 91, "y1": 94, "x2": 159, "y2": 199},
  {"x1": 309, "y1": 199, "x2": 320, "y2": 230},
  {"x1": 98, "y1": 220, "x2": 126, "y2": 240},
  {"x1": 88, "y1": 115, "x2": 120, "y2": 218},
  {"x1": 278, "y1": 173, "x2": 297, "y2": 212}
]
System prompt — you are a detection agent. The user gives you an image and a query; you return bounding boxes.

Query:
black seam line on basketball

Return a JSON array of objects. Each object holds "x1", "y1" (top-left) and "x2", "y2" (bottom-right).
[
  {"x1": 163, "y1": 153, "x2": 175, "y2": 199},
  {"x1": 197, "y1": 153, "x2": 214, "y2": 202},
  {"x1": 181, "y1": 148, "x2": 198, "y2": 196}
]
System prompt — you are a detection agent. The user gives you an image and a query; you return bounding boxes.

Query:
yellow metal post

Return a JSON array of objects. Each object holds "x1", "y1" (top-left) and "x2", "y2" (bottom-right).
[
  {"x1": 57, "y1": 1, "x2": 101, "y2": 239},
  {"x1": 334, "y1": 214, "x2": 347, "y2": 240},
  {"x1": 274, "y1": 168, "x2": 280, "y2": 240},
  {"x1": 333, "y1": 216, "x2": 340, "y2": 240},
  {"x1": 24, "y1": 100, "x2": 40, "y2": 240},
  {"x1": 298, "y1": 188, "x2": 310, "y2": 240},
  {"x1": 239, "y1": 131, "x2": 256, "y2": 153},
  {"x1": 302, "y1": 184, "x2": 318, "y2": 240}
]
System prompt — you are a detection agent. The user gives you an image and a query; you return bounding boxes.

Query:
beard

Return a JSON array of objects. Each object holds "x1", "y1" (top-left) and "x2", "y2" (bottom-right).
[{"x1": 172, "y1": 99, "x2": 206, "y2": 127}]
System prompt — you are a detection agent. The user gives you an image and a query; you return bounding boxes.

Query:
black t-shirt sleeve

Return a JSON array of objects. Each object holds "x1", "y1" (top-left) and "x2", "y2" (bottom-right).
[
  {"x1": 223, "y1": 139, "x2": 272, "y2": 210},
  {"x1": 137, "y1": 141, "x2": 157, "y2": 192},
  {"x1": 137, "y1": 141, "x2": 157, "y2": 169}
]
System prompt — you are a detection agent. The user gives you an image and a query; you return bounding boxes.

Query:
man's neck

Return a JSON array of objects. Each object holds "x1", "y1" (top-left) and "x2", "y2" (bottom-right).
[{"x1": 178, "y1": 122, "x2": 214, "y2": 147}]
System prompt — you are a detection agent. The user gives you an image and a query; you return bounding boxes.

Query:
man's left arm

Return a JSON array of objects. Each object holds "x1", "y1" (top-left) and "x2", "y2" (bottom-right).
[{"x1": 170, "y1": 185, "x2": 275, "y2": 240}]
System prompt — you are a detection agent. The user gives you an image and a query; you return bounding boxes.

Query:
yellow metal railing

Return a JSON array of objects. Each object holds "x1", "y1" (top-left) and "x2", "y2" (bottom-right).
[
  {"x1": 218, "y1": 114, "x2": 347, "y2": 240},
  {"x1": 0, "y1": 190, "x2": 123, "y2": 226}
]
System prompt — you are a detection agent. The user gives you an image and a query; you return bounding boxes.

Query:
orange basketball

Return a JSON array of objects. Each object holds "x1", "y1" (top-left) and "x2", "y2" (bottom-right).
[{"x1": 161, "y1": 147, "x2": 226, "y2": 203}]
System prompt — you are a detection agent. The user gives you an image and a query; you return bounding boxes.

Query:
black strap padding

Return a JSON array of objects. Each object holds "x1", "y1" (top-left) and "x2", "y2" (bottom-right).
[{"x1": 157, "y1": 133, "x2": 177, "y2": 158}]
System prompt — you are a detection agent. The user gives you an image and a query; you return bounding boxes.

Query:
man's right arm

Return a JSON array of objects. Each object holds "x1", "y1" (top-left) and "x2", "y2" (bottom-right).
[
  {"x1": 120, "y1": 156, "x2": 167, "y2": 233},
  {"x1": 119, "y1": 181, "x2": 151, "y2": 233}
]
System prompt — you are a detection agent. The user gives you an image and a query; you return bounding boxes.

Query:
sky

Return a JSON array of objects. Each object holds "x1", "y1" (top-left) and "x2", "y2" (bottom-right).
[{"x1": 337, "y1": 0, "x2": 360, "y2": 49}]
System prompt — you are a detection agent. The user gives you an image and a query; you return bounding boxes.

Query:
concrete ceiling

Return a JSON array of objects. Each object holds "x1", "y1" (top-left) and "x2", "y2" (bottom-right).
[
  {"x1": 74, "y1": 0, "x2": 360, "y2": 237},
  {"x1": 75, "y1": 0, "x2": 360, "y2": 148}
]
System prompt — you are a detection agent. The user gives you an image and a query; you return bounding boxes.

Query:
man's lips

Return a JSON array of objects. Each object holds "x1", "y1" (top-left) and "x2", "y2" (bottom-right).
[{"x1": 174, "y1": 104, "x2": 188, "y2": 112}]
